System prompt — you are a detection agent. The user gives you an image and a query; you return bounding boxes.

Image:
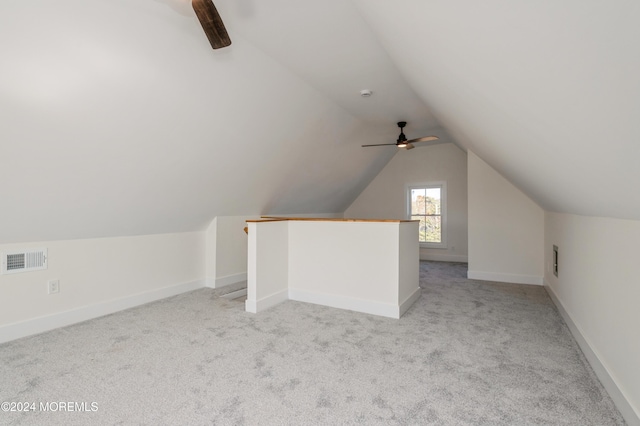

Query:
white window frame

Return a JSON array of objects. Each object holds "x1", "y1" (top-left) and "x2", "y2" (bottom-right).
[{"x1": 406, "y1": 181, "x2": 447, "y2": 249}]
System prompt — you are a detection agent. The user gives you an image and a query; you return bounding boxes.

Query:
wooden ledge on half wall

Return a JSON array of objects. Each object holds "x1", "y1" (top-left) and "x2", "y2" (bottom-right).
[
  {"x1": 246, "y1": 216, "x2": 418, "y2": 223},
  {"x1": 244, "y1": 217, "x2": 416, "y2": 234}
]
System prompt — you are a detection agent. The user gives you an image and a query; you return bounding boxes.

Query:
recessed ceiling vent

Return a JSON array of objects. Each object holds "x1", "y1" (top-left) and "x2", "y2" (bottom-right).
[{"x1": 1, "y1": 248, "x2": 48, "y2": 275}]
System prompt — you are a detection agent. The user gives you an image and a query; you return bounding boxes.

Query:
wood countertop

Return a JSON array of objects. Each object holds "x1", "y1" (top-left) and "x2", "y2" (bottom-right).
[{"x1": 246, "y1": 216, "x2": 418, "y2": 223}]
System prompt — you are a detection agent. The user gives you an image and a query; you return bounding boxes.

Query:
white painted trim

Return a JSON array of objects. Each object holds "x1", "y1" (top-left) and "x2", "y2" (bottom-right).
[
  {"x1": 420, "y1": 253, "x2": 468, "y2": 263},
  {"x1": 221, "y1": 288, "x2": 247, "y2": 300},
  {"x1": 210, "y1": 272, "x2": 247, "y2": 289},
  {"x1": 399, "y1": 288, "x2": 421, "y2": 317},
  {"x1": 0, "y1": 279, "x2": 205, "y2": 344},
  {"x1": 406, "y1": 181, "x2": 447, "y2": 249},
  {"x1": 245, "y1": 288, "x2": 288, "y2": 314},
  {"x1": 288, "y1": 288, "x2": 402, "y2": 319},
  {"x1": 467, "y1": 270, "x2": 543, "y2": 285},
  {"x1": 544, "y1": 281, "x2": 640, "y2": 426}
]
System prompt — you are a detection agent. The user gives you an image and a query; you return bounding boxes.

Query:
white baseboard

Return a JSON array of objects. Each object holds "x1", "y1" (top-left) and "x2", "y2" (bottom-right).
[
  {"x1": 245, "y1": 288, "x2": 288, "y2": 314},
  {"x1": 544, "y1": 282, "x2": 640, "y2": 426},
  {"x1": 0, "y1": 279, "x2": 205, "y2": 345},
  {"x1": 221, "y1": 288, "x2": 247, "y2": 300},
  {"x1": 399, "y1": 288, "x2": 421, "y2": 317},
  {"x1": 245, "y1": 286, "x2": 420, "y2": 319},
  {"x1": 467, "y1": 270, "x2": 543, "y2": 286},
  {"x1": 207, "y1": 272, "x2": 247, "y2": 289},
  {"x1": 420, "y1": 253, "x2": 468, "y2": 263},
  {"x1": 288, "y1": 288, "x2": 403, "y2": 319}
]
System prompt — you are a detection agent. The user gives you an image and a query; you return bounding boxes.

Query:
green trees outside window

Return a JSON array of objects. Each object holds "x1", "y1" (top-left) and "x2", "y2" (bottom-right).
[{"x1": 410, "y1": 187, "x2": 442, "y2": 243}]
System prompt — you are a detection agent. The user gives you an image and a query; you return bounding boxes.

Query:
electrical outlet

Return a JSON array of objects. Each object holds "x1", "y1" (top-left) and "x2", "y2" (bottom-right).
[{"x1": 48, "y1": 280, "x2": 60, "y2": 294}]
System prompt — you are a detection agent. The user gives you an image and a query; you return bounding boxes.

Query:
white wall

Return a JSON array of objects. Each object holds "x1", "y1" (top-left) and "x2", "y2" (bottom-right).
[
  {"x1": 288, "y1": 222, "x2": 399, "y2": 303},
  {"x1": 467, "y1": 151, "x2": 544, "y2": 285},
  {"x1": 215, "y1": 216, "x2": 257, "y2": 286},
  {"x1": 344, "y1": 143, "x2": 468, "y2": 262},
  {"x1": 205, "y1": 215, "x2": 258, "y2": 288},
  {"x1": 215, "y1": 216, "x2": 252, "y2": 279},
  {"x1": 247, "y1": 219, "x2": 420, "y2": 318},
  {"x1": 545, "y1": 212, "x2": 640, "y2": 423},
  {"x1": 398, "y1": 222, "x2": 420, "y2": 306},
  {"x1": 246, "y1": 220, "x2": 289, "y2": 313},
  {"x1": 0, "y1": 232, "x2": 204, "y2": 343},
  {"x1": 205, "y1": 217, "x2": 218, "y2": 285}
]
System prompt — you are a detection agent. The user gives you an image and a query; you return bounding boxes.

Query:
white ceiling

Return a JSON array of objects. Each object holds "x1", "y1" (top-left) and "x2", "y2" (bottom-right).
[
  {"x1": 353, "y1": 0, "x2": 640, "y2": 220},
  {"x1": 1, "y1": 0, "x2": 639, "y2": 243}
]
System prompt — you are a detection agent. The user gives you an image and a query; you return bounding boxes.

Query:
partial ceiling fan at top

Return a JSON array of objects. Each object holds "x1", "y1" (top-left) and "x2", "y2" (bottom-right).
[
  {"x1": 192, "y1": 0, "x2": 231, "y2": 49},
  {"x1": 362, "y1": 121, "x2": 438, "y2": 150}
]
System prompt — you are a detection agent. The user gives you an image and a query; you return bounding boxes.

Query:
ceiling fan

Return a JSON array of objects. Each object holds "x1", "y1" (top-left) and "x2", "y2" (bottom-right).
[
  {"x1": 192, "y1": 0, "x2": 231, "y2": 49},
  {"x1": 362, "y1": 122, "x2": 439, "y2": 150}
]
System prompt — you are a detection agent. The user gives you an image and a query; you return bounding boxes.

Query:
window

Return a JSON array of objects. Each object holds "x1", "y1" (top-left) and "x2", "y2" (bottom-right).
[{"x1": 407, "y1": 182, "x2": 446, "y2": 248}]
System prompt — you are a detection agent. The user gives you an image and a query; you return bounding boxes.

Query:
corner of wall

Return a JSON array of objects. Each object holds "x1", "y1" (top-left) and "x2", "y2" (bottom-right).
[
  {"x1": 543, "y1": 279, "x2": 640, "y2": 426},
  {"x1": 205, "y1": 217, "x2": 218, "y2": 286},
  {"x1": 543, "y1": 211, "x2": 640, "y2": 425},
  {"x1": 467, "y1": 150, "x2": 544, "y2": 283}
]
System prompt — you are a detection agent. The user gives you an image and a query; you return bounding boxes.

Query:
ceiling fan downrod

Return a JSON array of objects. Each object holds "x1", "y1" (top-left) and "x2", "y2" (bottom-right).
[{"x1": 397, "y1": 122, "x2": 408, "y2": 146}]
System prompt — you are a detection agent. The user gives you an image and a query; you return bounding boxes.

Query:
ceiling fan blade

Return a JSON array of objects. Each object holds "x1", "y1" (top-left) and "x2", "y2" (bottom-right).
[
  {"x1": 192, "y1": 0, "x2": 231, "y2": 49},
  {"x1": 405, "y1": 143, "x2": 415, "y2": 150},
  {"x1": 361, "y1": 143, "x2": 398, "y2": 147},
  {"x1": 406, "y1": 135, "x2": 439, "y2": 144}
]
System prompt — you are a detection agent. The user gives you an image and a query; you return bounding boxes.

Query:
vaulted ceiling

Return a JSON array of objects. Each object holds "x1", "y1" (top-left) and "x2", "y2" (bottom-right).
[{"x1": 2, "y1": 0, "x2": 639, "y2": 244}]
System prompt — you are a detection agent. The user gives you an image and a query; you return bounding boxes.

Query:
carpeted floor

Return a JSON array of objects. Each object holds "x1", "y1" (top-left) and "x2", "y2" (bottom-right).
[{"x1": 0, "y1": 261, "x2": 625, "y2": 425}]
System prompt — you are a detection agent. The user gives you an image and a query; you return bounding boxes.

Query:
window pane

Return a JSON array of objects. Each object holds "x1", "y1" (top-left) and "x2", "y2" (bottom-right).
[
  {"x1": 411, "y1": 216, "x2": 428, "y2": 242},
  {"x1": 424, "y1": 216, "x2": 441, "y2": 243},
  {"x1": 409, "y1": 185, "x2": 443, "y2": 245},
  {"x1": 411, "y1": 189, "x2": 426, "y2": 215},
  {"x1": 425, "y1": 188, "x2": 441, "y2": 215}
]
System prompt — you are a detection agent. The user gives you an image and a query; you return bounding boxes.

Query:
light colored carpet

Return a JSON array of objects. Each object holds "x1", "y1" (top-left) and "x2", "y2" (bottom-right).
[{"x1": 0, "y1": 261, "x2": 625, "y2": 425}]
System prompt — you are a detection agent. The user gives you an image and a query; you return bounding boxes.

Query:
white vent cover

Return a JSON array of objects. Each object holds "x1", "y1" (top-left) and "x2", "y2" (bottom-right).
[{"x1": 1, "y1": 248, "x2": 48, "y2": 275}]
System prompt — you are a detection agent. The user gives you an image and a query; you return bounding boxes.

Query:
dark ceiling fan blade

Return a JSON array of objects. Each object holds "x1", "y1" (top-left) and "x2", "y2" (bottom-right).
[
  {"x1": 192, "y1": 0, "x2": 231, "y2": 49},
  {"x1": 361, "y1": 143, "x2": 399, "y2": 147},
  {"x1": 361, "y1": 122, "x2": 438, "y2": 149},
  {"x1": 406, "y1": 135, "x2": 439, "y2": 144}
]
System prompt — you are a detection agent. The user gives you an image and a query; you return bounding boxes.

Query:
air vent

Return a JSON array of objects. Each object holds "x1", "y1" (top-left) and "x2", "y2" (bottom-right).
[{"x1": 1, "y1": 248, "x2": 47, "y2": 275}]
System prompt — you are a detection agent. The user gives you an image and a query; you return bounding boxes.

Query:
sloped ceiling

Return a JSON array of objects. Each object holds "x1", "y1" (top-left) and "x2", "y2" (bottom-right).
[
  {"x1": 0, "y1": 0, "x2": 441, "y2": 243},
  {"x1": 2, "y1": 0, "x2": 639, "y2": 244},
  {"x1": 354, "y1": 0, "x2": 640, "y2": 221}
]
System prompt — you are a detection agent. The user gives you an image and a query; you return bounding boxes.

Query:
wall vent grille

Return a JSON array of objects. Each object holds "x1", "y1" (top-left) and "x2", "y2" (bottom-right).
[{"x1": 1, "y1": 248, "x2": 47, "y2": 275}]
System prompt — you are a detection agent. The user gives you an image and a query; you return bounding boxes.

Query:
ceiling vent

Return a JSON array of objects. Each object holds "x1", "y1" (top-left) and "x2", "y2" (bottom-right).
[{"x1": 1, "y1": 248, "x2": 48, "y2": 275}]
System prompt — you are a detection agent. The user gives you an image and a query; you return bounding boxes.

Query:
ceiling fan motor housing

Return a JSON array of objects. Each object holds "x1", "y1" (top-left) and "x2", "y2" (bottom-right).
[
  {"x1": 397, "y1": 122, "x2": 407, "y2": 142},
  {"x1": 361, "y1": 120, "x2": 438, "y2": 148}
]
